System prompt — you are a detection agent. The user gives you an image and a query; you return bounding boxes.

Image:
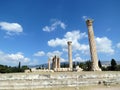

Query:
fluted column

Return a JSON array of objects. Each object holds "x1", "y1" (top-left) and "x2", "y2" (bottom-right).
[{"x1": 86, "y1": 19, "x2": 101, "y2": 71}]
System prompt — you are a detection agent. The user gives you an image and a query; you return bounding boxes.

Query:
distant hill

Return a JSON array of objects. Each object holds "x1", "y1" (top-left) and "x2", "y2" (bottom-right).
[{"x1": 101, "y1": 61, "x2": 120, "y2": 66}]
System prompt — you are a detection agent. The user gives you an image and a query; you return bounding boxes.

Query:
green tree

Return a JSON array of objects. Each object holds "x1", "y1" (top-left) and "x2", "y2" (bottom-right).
[
  {"x1": 85, "y1": 61, "x2": 92, "y2": 71},
  {"x1": 18, "y1": 62, "x2": 21, "y2": 68},
  {"x1": 73, "y1": 62, "x2": 76, "y2": 68},
  {"x1": 18, "y1": 62, "x2": 21, "y2": 72},
  {"x1": 0, "y1": 64, "x2": 30, "y2": 73},
  {"x1": 79, "y1": 62, "x2": 85, "y2": 69},
  {"x1": 0, "y1": 65, "x2": 7, "y2": 73},
  {"x1": 79, "y1": 61, "x2": 92, "y2": 71},
  {"x1": 116, "y1": 65, "x2": 120, "y2": 71},
  {"x1": 61, "y1": 63, "x2": 69, "y2": 68},
  {"x1": 21, "y1": 66, "x2": 29, "y2": 72},
  {"x1": 98, "y1": 60, "x2": 102, "y2": 69},
  {"x1": 111, "y1": 59, "x2": 117, "y2": 70}
]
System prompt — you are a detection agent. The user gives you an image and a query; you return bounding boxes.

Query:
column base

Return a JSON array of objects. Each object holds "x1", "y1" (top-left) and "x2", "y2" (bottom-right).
[{"x1": 91, "y1": 67, "x2": 102, "y2": 71}]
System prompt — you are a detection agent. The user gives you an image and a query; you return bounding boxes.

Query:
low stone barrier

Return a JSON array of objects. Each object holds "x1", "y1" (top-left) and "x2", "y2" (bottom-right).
[{"x1": 0, "y1": 72, "x2": 120, "y2": 89}]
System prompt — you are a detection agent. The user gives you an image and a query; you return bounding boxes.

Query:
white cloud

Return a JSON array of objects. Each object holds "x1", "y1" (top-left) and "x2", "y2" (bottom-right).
[
  {"x1": 48, "y1": 30, "x2": 89, "y2": 53},
  {"x1": 117, "y1": 43, "x2": 120, "y2": 48},
  {"x1": 47, "y1": 50, "x2": 63, "y2": 58},
  {"x1": 48, "y1": 29, "x2": 114, "y2": 55},
  {"x1": 48, "y1": 38, "x2": 67, "y2": 47},
  {"x1": 73, "y1": 56, "x2": 82, "y2": 62},
  {"x1": 34, "y1": 51, "x2": 45, "y2": 57},
  {"x1": 0, "y1": 51, "x2": 30, "y2": 66},
  {"x1": 42, "y1": 19, "x2": 66, "y2": 32},
  {"x1": 47, "y1": 30, "x2": 114, "y2": 63},
  {"x1": 0, "y1": 22, "x2": 23, "y2": 36},
  {"x1": 95, "y1": 37, "x2": 114, "y2": 54},
  {"x1": 82, "y1": 16, "x2": 91, "y2": 21},
  {"x1": 60, "y1": 57, "x2": 66, "y2": 62},
  {"x1": 73, "y1": 53, "x2": 85, "y2": 62},
  {"x1": 82, "y1": 16, "x2": 88, "y2": 20},
  {"x1": 65, "y1": 30, "x2": 87, "y2": 40}
]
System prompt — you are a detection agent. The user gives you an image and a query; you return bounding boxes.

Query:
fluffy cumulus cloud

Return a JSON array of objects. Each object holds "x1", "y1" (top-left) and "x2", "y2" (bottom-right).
[
  {"x1": 117, "y1": 43, "x2": 120, "y2": 48},
  {"x1": 42, "y1": 19, "x2": 66, "y2": 32},
  {"x1": 48, "y1": 30, "x2": 114, "y2": 63},
  {"x1": 95, "y1": 37, "x2": 114, "y2": 54},
  {"x1": 47, "y1": 50, "x2": 63, "y2": 58},
  {"x1": 48, "y1": 30, "x2": 89, "y2": 53},
  {"x1": 73, "y1": 53, "x2": 85, "y2": 62},
  {"x1": 0, "y1": 22, "x2": 23, "y2": 36},
  {"x1": 0, "y1": 51, "x2": 30, "y2": 66},
  {"x1": 34, "y1": 51, "x2": 45, "y2": 57}
]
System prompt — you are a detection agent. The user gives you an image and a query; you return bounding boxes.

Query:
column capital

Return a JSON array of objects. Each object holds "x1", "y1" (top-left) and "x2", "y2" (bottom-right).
[
  {"x1": 67, "y1": 41, "x2": 72, "y2": 45},
  {"x1": 86, "y1": 19, "x2": 93, "y2": 26}
]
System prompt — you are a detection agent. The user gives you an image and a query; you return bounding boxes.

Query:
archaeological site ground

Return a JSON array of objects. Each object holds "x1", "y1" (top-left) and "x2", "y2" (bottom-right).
[{"x1": 0, "y1": 71, "x2": 120, "y2": 90}]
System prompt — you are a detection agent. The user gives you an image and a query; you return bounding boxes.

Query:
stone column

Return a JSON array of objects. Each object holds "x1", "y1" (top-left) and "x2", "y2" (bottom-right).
[
  {"x1": 55, "y1": 56, "x2": 57, "y2": 68},
  {"x1": 67, "y1": 41, "x2": 73, "y2": 69},
  {"x1": 52, "y1": 58, "x2": 55, "y2": 69},
  {"x1": 57, "y1": 57, "x2": 60, "y2": 68},
  {"x1": 86, "y1": 19, "x2": 101, "y2": 71},
  {"x1": 48, "y1": 58, "x2": 51, "y2": 70}
]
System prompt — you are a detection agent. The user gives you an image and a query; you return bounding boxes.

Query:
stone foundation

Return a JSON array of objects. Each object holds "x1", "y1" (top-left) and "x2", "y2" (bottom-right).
[{"x1": 0, "y1": 72, "x2": 120, "y2": 89}]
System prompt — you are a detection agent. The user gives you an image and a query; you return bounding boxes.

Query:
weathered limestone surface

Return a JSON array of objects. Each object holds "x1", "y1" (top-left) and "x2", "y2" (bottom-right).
[
  {"x1": 86, "y1": 19, "x2": 101, "y2": 71},
  {"x1": 0, "y1": 72, "x2": 120, "y2": 89}
]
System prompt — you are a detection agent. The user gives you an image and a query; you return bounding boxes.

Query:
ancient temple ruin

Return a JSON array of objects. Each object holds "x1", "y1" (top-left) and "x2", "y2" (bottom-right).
[
  {"x1": 46, "y1": 41, "x2": 83, "y2": 72},
  {"x1": 52, "y1": 56, "x2": 60, "y2": 70},
  {"x1": 29, "y1": 19, "x2": 101, "y2": 73}
]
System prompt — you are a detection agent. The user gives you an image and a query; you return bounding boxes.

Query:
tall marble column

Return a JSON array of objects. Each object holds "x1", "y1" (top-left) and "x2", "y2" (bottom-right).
[
  {"x1": 67, "y1": 41, "x2": 73, "y2": 69},
  {"x1": 86, "y1": 19, "x2": 101, "y2": 71}
]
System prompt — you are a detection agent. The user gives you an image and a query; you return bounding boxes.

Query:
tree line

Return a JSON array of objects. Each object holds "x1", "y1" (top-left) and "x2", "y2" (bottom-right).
[
  {"x1": 0, "y1": 62, "x2": 29, "y2": 73},
  {"x1": 100, "y1": 59, "x2": 120, "y2": 71},
  {"x1": 0, "y1": 59, "x2": 120, "y2": 73},
  {"x1": 61, "y1": 59, "x2": 120, "y2": 71}
]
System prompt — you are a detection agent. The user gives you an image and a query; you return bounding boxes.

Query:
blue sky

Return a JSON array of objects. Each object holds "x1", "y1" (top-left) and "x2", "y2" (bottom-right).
[{"x1": 0, "y1": 0, "x2": 120, "y2": 66}]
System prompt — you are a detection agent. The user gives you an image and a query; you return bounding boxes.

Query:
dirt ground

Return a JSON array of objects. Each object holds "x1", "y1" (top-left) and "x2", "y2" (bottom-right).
[
  {"x1": 92, "y1": 87, "x2": 120, "y2": 90},
  {"x1": 92, "y1": 86, "x2": 120, "y2": 90},
  {"x1": 33, "y1": 85, "x2": 120, "y2": 90}
]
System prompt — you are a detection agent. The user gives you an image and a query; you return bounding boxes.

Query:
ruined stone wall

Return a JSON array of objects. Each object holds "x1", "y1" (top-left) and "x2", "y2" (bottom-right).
[{"x1": 0, "y1": 72, "x2": 120, "y2": 90}]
